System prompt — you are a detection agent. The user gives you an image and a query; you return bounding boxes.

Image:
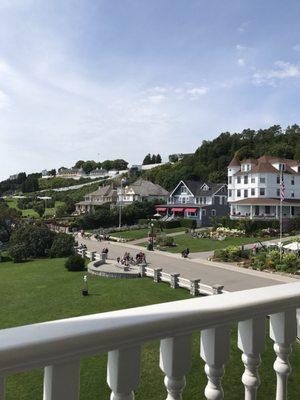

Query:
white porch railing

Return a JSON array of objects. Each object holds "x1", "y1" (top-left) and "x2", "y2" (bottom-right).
[{"x1": 0, "y1": 283, "x2": 300, "y2": 399}]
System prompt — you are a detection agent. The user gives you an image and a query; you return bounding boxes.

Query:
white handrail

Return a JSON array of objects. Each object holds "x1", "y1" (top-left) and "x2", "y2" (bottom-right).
[{"x1": 0, "y1": 283, "x2": 300, "y2": 375}]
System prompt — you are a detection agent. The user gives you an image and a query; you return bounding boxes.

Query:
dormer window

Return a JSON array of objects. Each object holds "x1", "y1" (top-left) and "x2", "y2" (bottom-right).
[
  {"x1": 202, "y1": 184, "x2": 209, "y2": 191},
  {"x1": 279, "y1": 163, "x2": 286, "y2": 171}
]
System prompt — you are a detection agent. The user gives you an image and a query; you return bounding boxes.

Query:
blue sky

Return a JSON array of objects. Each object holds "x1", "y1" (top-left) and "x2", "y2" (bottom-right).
[{"x1": 1, "y1": 0, "x2": 300, "y2": 180}]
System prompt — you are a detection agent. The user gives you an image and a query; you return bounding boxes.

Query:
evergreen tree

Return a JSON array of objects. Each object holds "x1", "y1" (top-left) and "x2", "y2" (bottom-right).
[
  {"x1": 156, "y1": 154, "x2": 162, "y2": 163},
  {"x1": 142, "y1": 154, "x2": 152, "y2": 165}
]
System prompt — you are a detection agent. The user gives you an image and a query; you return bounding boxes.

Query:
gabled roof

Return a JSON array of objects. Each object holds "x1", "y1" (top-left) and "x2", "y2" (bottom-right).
[
  {"x1": 228, "y1": 156, "x2": 241, "y2": 168},
  {"x1": 127, "y1": 179, "x2": 169, "y2": 196},
  {"x1": 175, "y1": 180, "x2": 227, "y2": 197},
  {"x1": 234, "y1": 155, "x2": 300, "y2": 175},
  {"x1": 86, "y1": 184, "x2": 116, "y2": 197}
]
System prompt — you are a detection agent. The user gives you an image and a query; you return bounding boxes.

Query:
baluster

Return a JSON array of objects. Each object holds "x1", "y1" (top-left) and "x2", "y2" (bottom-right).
[
  {"x1": 200, "y1": 326, "x2": 231, "y2": 400},
  {"x1": 159, "y1": 334, "x2": 192, "y2": 400},
  {"x1": 0, "y1": 376, "x2": 5, "y2": 400},
  {"x1": 43, "y1": 360, "x2": 80, "y2": 400},
  {"x1": 107, "y1": 346, "x2": 141, "y2": 400},
  {"x1": 270, "y1": 310, "x2": 297, "y2": 400},
  {"x1": 238, "y1": 317, "x2": 265, "y2": 400}
]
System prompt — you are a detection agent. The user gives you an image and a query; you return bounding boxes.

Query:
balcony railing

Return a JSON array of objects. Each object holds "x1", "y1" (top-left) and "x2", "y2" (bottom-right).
[{"x1": 0, "y1": 283, "x2": 299, "y2": 399}]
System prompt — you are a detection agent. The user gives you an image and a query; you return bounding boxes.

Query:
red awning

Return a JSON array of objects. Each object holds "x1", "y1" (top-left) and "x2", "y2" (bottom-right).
[
  {"x1": 172, "y1": 207, "x2": 184, "y2": 212},
  {"x1": 156, "y1": 207, "x2": 167, "y2": 212},
  {"x1": 185, "y1": 208, "x2": 197, "y2": 212}
]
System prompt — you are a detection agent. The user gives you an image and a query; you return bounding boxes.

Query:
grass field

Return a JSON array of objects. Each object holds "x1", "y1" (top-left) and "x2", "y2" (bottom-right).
[
  {"x1": 5, "y1": 198, "x2": 64, "y2": 218},
  {"x1": 111, "y1": 227, "x2": 185, "y2": 241},
  {"x1": 0, "y1": 258, "x2": 299, "y2": 399},
  {"x1": 139, "y1": 234, "x2": 273, "y2": 253}
]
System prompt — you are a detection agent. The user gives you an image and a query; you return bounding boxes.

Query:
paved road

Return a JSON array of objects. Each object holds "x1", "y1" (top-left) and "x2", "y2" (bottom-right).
[{"x1": 79, "y1": 237, "x2": 297, "y2": 292}]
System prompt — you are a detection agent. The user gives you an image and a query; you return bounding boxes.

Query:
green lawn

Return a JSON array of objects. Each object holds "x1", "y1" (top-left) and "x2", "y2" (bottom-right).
[
  {"x1": 111, "y1": 227, "x2": 185, "y2": 241},
  {"x1": 140, "y1": 235, "x2": 272, "y2": 253},
  {"x1": 5, "y1": 198, "x2": 64, "y2": 218},
  {"x1": 0, "y1": 258, "x2": 299, "y2": 400}
]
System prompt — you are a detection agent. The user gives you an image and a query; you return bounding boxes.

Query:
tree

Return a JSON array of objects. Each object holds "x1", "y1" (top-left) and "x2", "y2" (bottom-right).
[
  {"x1": 49, "y1": 169, "x2": 56, "y2": 176},
  {"x1": 16, "y1": 172, "x2": 27, "y2": 184},
  {"x1": 156, "y1": 154, "x2": 162, "y2": 163},
  {"x1": 143, "y1": 154, "x2": 152, "y2": 165},
  {"x1": 33, "y1": 202, "x2": 45, "y2": 217},
  {"x1": 82, "y1": 160, "x2": 97, "y2": 174},
  {"x1": 101, "y1": 160, "x2": 114, "y2": 171},
  {"x1": 74, "y1": 160, "x2": 85, "y2": 169},
  {"x1": 21, "y1": 177, "x2": 39, "y2": 193},
  {"x1": 151, "y1": 154, "x2": 156, "y2": 164},
  {"x1": 169, "y1": 154, "x2": 179, "y2": 163},
  {"x1": 50, "y1": 233, "x2": 75, "y2": 258},
  {"x1": 55, "y1": 204, "x2": 68, "y2": 218},
  {"x1": 0, "y1": 204, "x2": 21, "y2": 242},
  {"x1": 112, "y1": 159, "x2": 129, "y2": 170}
]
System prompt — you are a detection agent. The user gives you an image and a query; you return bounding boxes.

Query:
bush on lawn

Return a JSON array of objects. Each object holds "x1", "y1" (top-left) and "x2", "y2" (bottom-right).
[
  {"x1": 179, "y1": 218, "x2": 197, "y2": 229},
  {"x1": 156, "y1": 234, "x2": 174, "y2": 247},
  {"x1": 50, "y1": 233, "x2": 75, "y2": 258},
  {"x1": 65, "y1": 255, "x2": 86, "y2": 271},
  {"x1": 214, "y1": 245, "x2": 250, "y2": 262},
  {"x1": 215, "y1": 217, "x2": 281, "y2": 235},
  {"x1": 9, "y1": 244, "x2": 29, "y2": 263}
]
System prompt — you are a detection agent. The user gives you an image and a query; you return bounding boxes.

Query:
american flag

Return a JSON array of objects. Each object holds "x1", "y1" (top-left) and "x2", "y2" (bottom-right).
[{"x1": 280, "y1": 176, "x2": 285, "y2": 202}]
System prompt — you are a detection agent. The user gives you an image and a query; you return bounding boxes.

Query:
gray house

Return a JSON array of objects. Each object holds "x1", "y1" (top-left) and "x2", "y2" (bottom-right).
[{"x1": 155, "y1": 180, "x2": 229, "y2": 226}]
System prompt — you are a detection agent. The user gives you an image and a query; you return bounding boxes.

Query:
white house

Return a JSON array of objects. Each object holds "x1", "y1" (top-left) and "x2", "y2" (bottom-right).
[
  {"x1": 228, "y1": 155, "x2": 300, "y2": 220},
  {"x1": 118, "y1": 179, "x2": 169, "y2": 205}
]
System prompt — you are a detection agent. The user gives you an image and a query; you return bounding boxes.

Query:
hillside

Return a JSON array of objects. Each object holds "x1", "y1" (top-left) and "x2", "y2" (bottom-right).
[{"x1": 143, "y1": 124, "x2": 300, "y2": 190}]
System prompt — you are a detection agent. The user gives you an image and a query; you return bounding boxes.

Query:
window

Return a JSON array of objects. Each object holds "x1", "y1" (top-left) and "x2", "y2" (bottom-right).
[
  {"x1": 260, "y1": 177, "x2": 265, "y2": 183},
  {"x1": 260, "y1": 188, "x2": 265, "y2": 196},
  {"x1": 291, "y1": 177, "x2": 295, "y2": 185},
  {"x1": 202, "y1": 209, "x2": 206, "y2": 216},
  {"x1": 211, "y1": 209, "x2": 216, "y2": 216},
  {"x1": 291, "y1": 191, "x2": 295, "y2": 198},
  {"x1": 277, "y1": 189, "x2": 280, "y2": 197},
  {"x1": 229, "y1": 189, "x2": 232, "y2": 197},
  {"x1": 251, "y1": 177, "x2": 255, "y2": 184},
  {"x1": 265, "y1": 206, "x2": 270, "y2": 214},
  {"x1": 203, "y1": 197, "x2": 206, "y2": 204},
  {"x1": 237, "y1": 177, "x2": 241, "y2": 184},
  {"x1": 244, "y1": 189, "x2": 248, "y2": 198},
  {"x1": 277, "y1": 176, "x2": 280, "y2": 184},
  {"x1": 180, "y1": 186, "x2": 187, "y2": 194},
  {"x1": 251, "y1": 188, "x2": 255, "y2": 196},
  {"x1": 244, "y1": 176, "x2": 248, "y2": 184},
  {"x1": 228, "y1": 176, "x2": 232, "y2": 184},
  {"x1": 237, "y1": 189, "x2": 241, "y2": 197}
]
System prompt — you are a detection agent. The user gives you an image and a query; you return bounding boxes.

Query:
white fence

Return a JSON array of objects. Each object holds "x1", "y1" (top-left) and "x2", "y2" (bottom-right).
[
  {"x1": 75, "y1": 247, "x2": 224, "y2": 296},
  {"x1": 0, "y1": 283, "x2": 299, "y2": 399}
]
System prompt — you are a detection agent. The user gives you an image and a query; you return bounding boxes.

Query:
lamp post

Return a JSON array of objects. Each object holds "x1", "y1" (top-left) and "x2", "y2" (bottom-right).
[
  {"x1": 82, "y1": 274, "x2": 89, "y2": 296},
  {"x1": 148, "y1": 222, "x2": 154, "y2": 251},
  {"x1": 118, "y1": 178, "x2": 126, "y2": 228}
]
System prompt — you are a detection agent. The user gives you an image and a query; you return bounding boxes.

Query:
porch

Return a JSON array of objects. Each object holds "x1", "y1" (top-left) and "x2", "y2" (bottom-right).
[
  {"x1": 0, "y1": 283, "x2": 300, "y2": 400},
  {"x1": 230, "y1": 204, "x2": 300, "y2": 220}
]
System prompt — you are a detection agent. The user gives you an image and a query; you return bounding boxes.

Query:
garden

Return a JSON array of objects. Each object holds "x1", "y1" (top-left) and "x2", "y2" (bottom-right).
[{"x1": 0, "y1": 258, "x2": 299, "y2": 400}]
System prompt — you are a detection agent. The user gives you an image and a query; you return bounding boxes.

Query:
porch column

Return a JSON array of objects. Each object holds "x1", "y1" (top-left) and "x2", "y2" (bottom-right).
[
  {"x1": 276, "y1": 205, "x2": 278, "y2": 219},
  {"x1": 250, "y1": 205, "x2": 253, "y2": 220}
]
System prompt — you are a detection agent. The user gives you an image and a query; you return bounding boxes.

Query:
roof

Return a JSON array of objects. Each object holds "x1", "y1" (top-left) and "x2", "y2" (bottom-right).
[
  {"x1": 127, "y1": 179, "x2": 169, "y2": 196},
  {"x1": 228, "y1": 156, "x2": 241, "y2": 167},
  {"x1": 183, "y1": 180, "x2": 227, "y2": 197},
  {"x1": 231, "y1": 198, "x2": 300, "y2": 206},
  {"x1": 85, "y1": 184, "x2": 117, "y2": 197},
  {"x1": 233, "y1": 155, "x2": 300, "y2": 176}
]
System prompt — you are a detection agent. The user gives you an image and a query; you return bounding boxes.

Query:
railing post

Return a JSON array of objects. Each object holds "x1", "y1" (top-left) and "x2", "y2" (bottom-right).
[
  {"x1": 43, "y1": 360, "x2": 80, "y2": 400},
  {"x1": 170, "y1": 274, "x2": 180, "y2": 289},
  {"x1": 139, "y1": 263, "x2": 146, "y2": 277},
  {"x1": 0, "y1": 376, "x2": 5, "y2": 400},
  {"x1": 89, "y1": 251, "x2": 96, "y2": 261},
  {"x1": 107, "y1": 346, "x2": 141, "y2": 400},
  {"x1": 160, "y1": 334, "x2": 192, "y2": 400},
  {"x1": 190, "y1": 279, "x2": 200, "y2": 296},
  {"x1": 200, "y1": 326, "x2": 231, "y2": 400},
  {"x1": 238, "y1": 317, "x2": 265, "y2": 400},
  {"x1": 154, "y1": 268, "x2": 162, "y2": 283},
  {"x1": 270, "y1": 309, "x2": 297, "y2": 400},
  {"x1": 212, "y1": 284, "x2": 224, "y2": 295}
]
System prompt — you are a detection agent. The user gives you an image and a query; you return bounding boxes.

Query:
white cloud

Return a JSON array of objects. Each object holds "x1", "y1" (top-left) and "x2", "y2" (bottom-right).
[
  {"x1": 253, "y1": 61, "x2": 300, "y2": 85},
  {"x1": 237, "y1": 58, "x2": 245, "y2": 66},
  {"x1": 236, "y1": 44, "x2": 247, "y2": 51},
  {"x1": 237, "y1": 21, "x2": 250, "y2": 33},
  {"x1": 0, "y1": 89, "x2": 9, "y2": 108},
  {"x1": 147, "y1": 94, "x2": 167, "y2": 103},
  {"x1": 186, "y1": 86, "x2": 208, "y2": 99}
]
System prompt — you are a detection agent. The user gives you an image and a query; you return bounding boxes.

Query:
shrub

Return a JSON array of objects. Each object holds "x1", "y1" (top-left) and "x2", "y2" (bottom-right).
[
  {"x1": 9, "y1": 244, "x2": 29, "y2": 263},
  {"x1": 281, "y1": 253, "x2": 299, "y2": 273},
  {"x1": 65, "y1": 255, "x2": 86, "y2": 271},
  {"x1": 156, "y1": 234, "x2": 174, "y2": 247},
  {"x1": 179, "y1": 218, "x2": 197, "y2": 229},
  {"x1": 50, "y1": 233, "x2": 75, "y2": 258}
]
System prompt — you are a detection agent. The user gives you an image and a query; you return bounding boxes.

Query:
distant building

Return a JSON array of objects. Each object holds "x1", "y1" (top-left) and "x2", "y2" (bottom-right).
[
  {"x1": 89, "y1": 168, "x2": 108, "y2": 179},
  {"x1": 228, "y1": 155, "x2": 300, "y2": 220},
  {"x1": 118, "y1": 179, "x2": 169, "y2": 205},
  {"x1": 56, "y1": 167, "x2": 86, "y2": 180},
  {"x1": 75, "y1": 184, "x2": 117, "y2": 213},
  {"x1": 155, "y1": 180, "x2": 228, "y2": 227},
  {"x1": 41, "y1": 170, "x2": 54, "y2": 179},
  {"x1": 9, "y1": 174, "x2": 19, "y2": 181}
]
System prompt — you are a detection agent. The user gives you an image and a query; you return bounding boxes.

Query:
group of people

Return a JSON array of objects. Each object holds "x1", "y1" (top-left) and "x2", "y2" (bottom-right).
[
  {"x1": 181, "y1": 248, "x2": 190, "y2": 258},
  {"x1": 117, "y1": 251, "x2": 146, "y2": 267},
  {"x1": 101, "y1": 247, "x2": 109, "y2": 255}
]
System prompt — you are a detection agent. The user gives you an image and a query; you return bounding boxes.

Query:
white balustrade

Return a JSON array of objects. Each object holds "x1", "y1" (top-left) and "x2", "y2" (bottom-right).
[
  {"x1": 160, "y1": 335, "x2": 192, "y2": 400},
  {"x1": 201, "y1": 326, "x2": 231, "y2": 400},
  {"x1": 238, "y1": 318, "x2": 265, "y2": 400},
  {"x1": 107, "y1": 346, "x2": 141, "y2": 400},
  {"x1": 0, "y1": 283, "x2": 299, "y2": 400},
  {"x1": 270, "y1": 310, "x2": 297, "y2": 400},
  {"x1": 43, "y1": 360, "x2": 80, "y2": 400}
]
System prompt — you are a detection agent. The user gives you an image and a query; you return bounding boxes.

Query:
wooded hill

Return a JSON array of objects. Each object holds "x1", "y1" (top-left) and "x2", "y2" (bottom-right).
[{"x1": 143, "y1": 124, "x2": 300, "y2": 190}]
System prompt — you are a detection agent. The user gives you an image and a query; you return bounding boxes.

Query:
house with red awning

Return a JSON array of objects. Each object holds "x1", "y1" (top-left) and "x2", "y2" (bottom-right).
[{"x1": 155, "y1": 180, "x2": 229, "y2": 227}]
